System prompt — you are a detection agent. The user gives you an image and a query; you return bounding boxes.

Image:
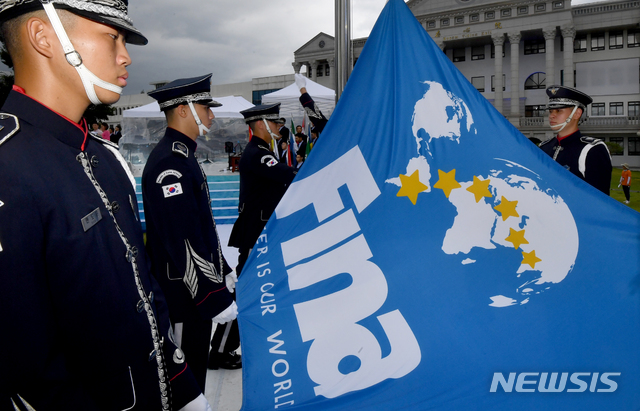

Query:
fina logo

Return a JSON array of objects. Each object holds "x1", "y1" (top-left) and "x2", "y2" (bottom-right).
[{"x1": 490, "y1": 372, "x2": 620, "y2": 393}]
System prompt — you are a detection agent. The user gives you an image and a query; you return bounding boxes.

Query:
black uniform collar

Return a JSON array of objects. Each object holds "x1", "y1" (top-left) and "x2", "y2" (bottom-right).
[
  {"x1": 2, "y1": 88, "x2": 89, "y2": 150},
  {"x1": 251, "y1": 136, "x2": 271, "y2": 150},
  {"x1": 165, "y1": 127, "x2": 198, "y2": 153},
  {"x1": 557, "y1": 130, "x2": 582, "y2": 146}
]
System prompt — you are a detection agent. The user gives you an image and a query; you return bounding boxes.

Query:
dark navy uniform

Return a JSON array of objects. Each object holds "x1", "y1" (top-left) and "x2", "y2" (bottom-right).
[
  {"x1": 0, "y1": 89, "x2": 200, "y2": 410},
  {"x1": 142, "y1": 128, "x2": 237, "y2": 387},
  {"x1": 300, "y1": 92, "x2": 328, "y2": 134},
  {"x1": 540, "y1": 130, "x2": 612, "y2": 195},
  {"x1": 229, "y1": 135, "x2": 297, "y2": 272}
]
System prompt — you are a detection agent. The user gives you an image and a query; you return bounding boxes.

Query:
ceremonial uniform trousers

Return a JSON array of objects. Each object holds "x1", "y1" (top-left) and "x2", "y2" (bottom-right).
[
  {"x1": 142, "y1": 128, "x2": 236, "y2": 390},
  {"x1": 228, "y1": 137, "x2": 297, "y2": 274},
  {"x1": 0, "y1": 90, "x2": 200, "y2": 411},
  {"x1": 540, "y1": 130, "x2": 612, "y2": 195}
]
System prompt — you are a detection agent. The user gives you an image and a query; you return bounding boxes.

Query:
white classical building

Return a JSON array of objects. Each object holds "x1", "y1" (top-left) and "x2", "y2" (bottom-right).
[{"x1": 292, "y1": 0, "x2": 640, "y2": 167}]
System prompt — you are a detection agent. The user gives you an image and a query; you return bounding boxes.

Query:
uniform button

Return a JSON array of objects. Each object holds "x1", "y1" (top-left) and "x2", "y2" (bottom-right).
[
  {"x1": 90, "y1": 156, "x2": 99, "y2": 167},
  {"x1": 136, "y1": 299, "x2": 145, "y2": 313},
  {"x1": 173, "y1": 348, "x2": 185, "y2": 364},
  {"x1": 111, "y1": 201, "x2": 120, "y2": 213}
]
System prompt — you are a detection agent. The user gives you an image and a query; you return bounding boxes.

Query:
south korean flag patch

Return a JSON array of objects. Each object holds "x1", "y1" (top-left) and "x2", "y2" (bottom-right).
[
  {"x1": 261, "y1": 155, "x2": 278, "y2": 167},
  {"x1": 163, "y1": 183, "x2": 183, "y2": 198}
]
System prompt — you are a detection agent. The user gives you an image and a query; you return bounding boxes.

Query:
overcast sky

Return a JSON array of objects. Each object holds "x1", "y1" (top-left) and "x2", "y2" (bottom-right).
[{"x1": 122, "y1": 0, "x2": 390, "y2": 94}]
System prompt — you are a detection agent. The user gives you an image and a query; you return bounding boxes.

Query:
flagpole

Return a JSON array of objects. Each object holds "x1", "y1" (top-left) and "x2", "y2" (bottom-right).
[{"x1": 335, "y1": 0, "x2": 352, "y2": 103}]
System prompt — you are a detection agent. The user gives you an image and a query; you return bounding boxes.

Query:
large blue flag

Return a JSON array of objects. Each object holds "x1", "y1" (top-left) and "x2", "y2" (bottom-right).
[{"x1": 236, "y1": 0, "x2": 640, "y2": 409}]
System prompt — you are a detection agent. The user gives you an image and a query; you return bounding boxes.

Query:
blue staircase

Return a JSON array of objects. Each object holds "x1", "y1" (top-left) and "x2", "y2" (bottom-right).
[{"x1": 135, "y1": 174, "x2": 240, "y2": 231}]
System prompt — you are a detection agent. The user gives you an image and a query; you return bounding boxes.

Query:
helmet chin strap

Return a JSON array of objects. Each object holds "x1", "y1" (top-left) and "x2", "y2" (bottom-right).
[
  {"x1": 262, "y1": 119, "x2": 280, "y2": 141},
  {"x1": 187, "y1": 101, "x2": 210, "y2": 136},
  {"x1": 550, "y1": 105, "x2": 579, "y2": 135},
  {"x1": 41, "y1": 1, "x2": 123, "y2": 105}
]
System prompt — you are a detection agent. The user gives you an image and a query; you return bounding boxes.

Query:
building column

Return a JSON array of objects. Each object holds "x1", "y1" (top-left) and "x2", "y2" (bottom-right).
[
  {"x1": 543, "y1": 27, "x2": 556, "y2": 87},
  {"x1": 508, "y1": 32, "x2": 521, "y2": 121},
  {"x1": 310, "y1": 60, "x2": 319, "y2": 82},
  {"x1": 292, "y1": 62, "x2": 302, "y2": 74},
  {"x1": 492, "y1": 33, "x2": 505, "y2": 114},
  {"x1": 561, "y1": 25, "x2": 575, "y2": 87}
]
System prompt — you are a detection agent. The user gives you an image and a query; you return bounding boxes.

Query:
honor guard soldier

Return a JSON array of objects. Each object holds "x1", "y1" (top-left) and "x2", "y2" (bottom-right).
[
  {"x1": 0, "y1": 0, "x2": 207, "y2": 410},
  {"x1": 143, "y1": 74, "x2": 241, "y2": 391},
  {"x1": 229, "y1": 103, "x2": 298, "y2": 274},
  {"x1": 540, "y1": 85, "x2": 612, "y2": 195}
]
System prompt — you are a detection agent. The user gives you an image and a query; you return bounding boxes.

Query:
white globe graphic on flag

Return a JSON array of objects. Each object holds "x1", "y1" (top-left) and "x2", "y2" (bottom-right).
[{"x1": 389, "y1": 81, "x2": 579, "y2": 307}]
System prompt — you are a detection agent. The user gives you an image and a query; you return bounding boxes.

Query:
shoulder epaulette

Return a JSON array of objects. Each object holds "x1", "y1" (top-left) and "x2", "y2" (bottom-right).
[
  {"x1": 172, "y1": 141, "x2": 189, "y2": 158},
  {"x1": 580, "y1": 136, "x2": 603, "y2": 145},
  {"x1": 538, "y1": 137, "x2": 556, "y2": 147},
  {"x1": 87, "y1": 133, "x2": 119, "y2": 149},
  {"x1": 0, "y1": 113, "x2": 20, "y2": 148}
]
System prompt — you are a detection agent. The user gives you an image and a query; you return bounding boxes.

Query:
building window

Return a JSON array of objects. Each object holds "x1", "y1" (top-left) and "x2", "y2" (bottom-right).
[
  {"x1": 325, "y1": 64, "x2": 330, "y2": 76},
  {"x1": 455, "y1": 16, "x2": 465, "y2": 25},
  {"x1": 574, "y1": 35, "x2": 587, "y2": 52},
  {"x1": 471, "y1": 76, "x2": 485, "y2": 92},
  {"x1": 524, "y1": 72, "x2": 546, "y2": 90},
  {"x1": 252, "y1": 88, "x2": 280, "y2": 105},
  {"x1": 501, "y1": 9, "x2": 511, "y2": 17},
  {"x1": 524, "y1": 39, "x2": 545, "y2": 55},
  {"x1": 591, "y1": 32, "x2": 605, "y2": 51},
  {"x1": 441, "y1": 18, "x2": 450, "y2": 26},
  {"x1": 629, "y1": 101, "x2": 640, "y2": 117},
  {"x1": 471, "y1": 46, "x2": 485, "y2": 60},
  {"x1": 491, "y1": 44, "x2": 505, "y2": 58},
  {"x1": 427, "y1": 20, "x2": 436, "y2": 28},
  {"x1": 470, "y1": 13, "x2": 479, "y2": 22},
  {"x1": 525, "y1": 105, "x2": 546, "y2": 117},
  {"x1": 453, "y1": 48, "x2": 466, "y2": 62},
  {"x1": 491, "y1": 74, "x2": 506, "y2": 91},
  {"x1": 317, "y1": 64, "x2": 323, "y2": 77},
  {"x1": 518, "y1": 6, "x2": 528, "y2": 14},
  {"x1": 535, "y1": 3, "x2": 546, "y2": 12},
  {"x1": 485, "y1": 11, "x2": 495, "y2": 20},
  {"x1": 591, "y1": 103, "x2": 605, "y2": 116},
  {"x1": 609, "y1": 31, "x2": 623, "y2": 49},
  {"x1": 553, "y1": 1, "x2": 564, "y2": 8},
  {"x1": 628, "y1": 29, "x2": 640, "y2": 47},
  {"x1": 610, "y1": 102, "x2": 624, "y2": 116},
  {"x1": 610, "y1": 137, "x2": 624, "y2": 155},
  {"x1": 629, "y1": 137, "x2": 640, "y2": 155}
]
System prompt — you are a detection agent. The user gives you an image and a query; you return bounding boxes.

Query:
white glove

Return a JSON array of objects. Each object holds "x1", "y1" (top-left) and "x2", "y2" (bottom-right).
[
  {"x1": 212, "y1": 301, "x2": 238, "y2": 324},
  {"x1": 295, "y1": 73, "x2": 307, "y2": 90},
  {"x1": 178, "y1": 393, "x2": 212, "y2": 411},
  {"x1": 226, "y1": 270, "x2": 238, "y2": 293}
]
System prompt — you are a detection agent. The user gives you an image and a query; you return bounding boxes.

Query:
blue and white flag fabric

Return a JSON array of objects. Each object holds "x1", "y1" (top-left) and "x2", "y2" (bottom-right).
[{"x1": 236, "y1": 1, "x2": 640, "y2": 410}]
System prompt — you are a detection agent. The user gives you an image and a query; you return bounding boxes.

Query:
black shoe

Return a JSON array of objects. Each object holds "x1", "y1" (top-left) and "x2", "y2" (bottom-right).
[{"x1": 208, "y1": 352, "x2": 242, "y2": 370}]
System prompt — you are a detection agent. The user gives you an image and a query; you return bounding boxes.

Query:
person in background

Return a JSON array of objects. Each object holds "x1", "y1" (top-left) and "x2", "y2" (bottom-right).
[
  {"x1": 143, "y1": 74, "x2": 242, "y2": 392},
  {"x1": 539, "y1": 85, "x2": 612, "y2": 195},
  {"x1": 296, "y1": 153, "x2": 304, "y2": 169},
  {"x1": 100, "y1": 122, "x2": 110, "y2": 140},
  {"x1": 0, "y1": 0, "x2": 206, "y2": 409},
  {"x1": 620, "y1": 163, "x2": 632, "y2": 204},
  {"x1": 111, "y1": 123, "x2": 123, "y2": 145}
]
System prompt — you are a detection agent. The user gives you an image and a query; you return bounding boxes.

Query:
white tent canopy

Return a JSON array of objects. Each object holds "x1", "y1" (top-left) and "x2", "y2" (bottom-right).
[
  {"x1": 261, "y1": 78, "x2": 335, "y2": 121},
  {"x1": 122, "y1": 95, "x2": 254, "y2": 119}
]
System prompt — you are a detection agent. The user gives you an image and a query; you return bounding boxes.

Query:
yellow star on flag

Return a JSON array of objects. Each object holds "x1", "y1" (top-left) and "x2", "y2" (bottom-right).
[
  {"x1": 521, "y1": 250, "x2": 542, "y2": 269},
  {"x1": 505, "y1": 228, "x2": 529, "y2": 250},
  {"x1": 433, "y1": 169, "x2": 461, "y2": 198},
  {"x1": 494, "y1": 196, "x2": 519, "y2": 221},
  {"x1": 396, "y1": 170, "x2": 428, "y2": 205},
  {"x1": 466, "y1": 175, "x2": 493, "y2": 203}
]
